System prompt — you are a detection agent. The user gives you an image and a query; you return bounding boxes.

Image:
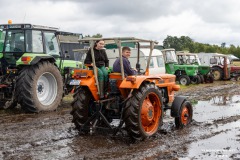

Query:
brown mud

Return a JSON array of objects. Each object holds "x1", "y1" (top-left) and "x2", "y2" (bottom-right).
[{"x1": 0, "y1": 81, "x2": 240, "y2": 160}]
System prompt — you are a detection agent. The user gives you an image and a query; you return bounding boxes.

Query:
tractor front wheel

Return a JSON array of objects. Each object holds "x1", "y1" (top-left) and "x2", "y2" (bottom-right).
[
  {"x1": 175, "y1": 101, "x2": 193, "y2": 129},
  {"x1": 235, "y1": 76, "x2": 240, "y2": 81},
  {"x1": 124, "y1": 83, "x2": 163, "y2": 141},
  {"x1": 199, "y1": 75, "x2": 205, "y2": 83},
  {"x1": 71, "y1": 87, "x2": 92, "y2": 134},
  {"x1": 204, "y1": 74, "x2": 214, "y2": 83},
  {"x1": 179, "y1": 75, "x2": 190, "y2": 85},
  {"x1": 191, "y1": 75, "x2": 201, "y2": 84}
]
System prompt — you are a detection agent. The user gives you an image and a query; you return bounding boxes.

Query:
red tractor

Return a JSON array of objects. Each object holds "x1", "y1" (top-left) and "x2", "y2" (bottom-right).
[
  {"x1": 70, "y1": 37, "x2": 193, "y2": 141},
  {"x1": 211, "y1": 55, "x2": 240, "y2": 81}
]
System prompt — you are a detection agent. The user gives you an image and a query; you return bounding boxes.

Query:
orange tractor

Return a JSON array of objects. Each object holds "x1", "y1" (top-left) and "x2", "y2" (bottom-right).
[{"x1": 70, "y1": 37, "x2": 193, "y2": 141}]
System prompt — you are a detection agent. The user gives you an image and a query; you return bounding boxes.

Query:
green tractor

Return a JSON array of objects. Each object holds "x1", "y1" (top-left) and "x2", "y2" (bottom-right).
[
  {"x1": 176, "y1": 52, "x2": 214, "y2": 83},
  {"x1": 161, "y1": 48, "x2": 200, "y2": 85},
  {"x1": 0, "y1": 23, "x2": 82, "y2": 112}
]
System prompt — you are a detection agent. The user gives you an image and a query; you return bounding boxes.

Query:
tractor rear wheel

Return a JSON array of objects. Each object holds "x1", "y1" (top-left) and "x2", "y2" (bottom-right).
[
  {"x1": 179, "y1": 75, "x2": 190, "y2": 85},
  {"x1": 16, "y1": 61, "x2": 63, "y2": 112},
  {"x1": 175, "y1": 101, "x2": 193, "y2": 129},
  {"x1": 212, "y1": 67, "x2": 223, "y2": 80},
  {"x1": 124, "y1": 83, "x2": 163, "y2": 141},
  {"x1": 71, "y1": 87, "x2": 92, "y2": 133},
  {"x1": 191, "y1": 75, "x2": 201, "y2": 84}
]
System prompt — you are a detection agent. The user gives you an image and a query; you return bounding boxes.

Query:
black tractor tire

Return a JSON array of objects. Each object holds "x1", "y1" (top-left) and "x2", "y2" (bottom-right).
[
  {"x1": 204, "y1": 74, "x2": 214, "y2": 83},
  {"x1": 191, "y1": 75, "x2": 201, "y2": 84},
  {"x1": 175, "y1": 101, "x2": 193, "y2": 129},
  {"x1": 212, "y1": 67, "x2": 223, "y2": 81},
  {"x1": 235, "y1": 76, "x2": 240, "y2": 81},
  {"x1": 15, "y1": 61, "x2": 63, "y2": 112},
  {"x1": 199, "y1": 75, "x2": 205, "y2": 83},
  {"x1": 71, "y1": 87, "x2": 92, "y2": 133},
  {"x1": 179, "y1": 75, "x2": 191, "y2": 86},
  {"x1": 123, "y1": 82, "x2": 163, "y2": 141}
]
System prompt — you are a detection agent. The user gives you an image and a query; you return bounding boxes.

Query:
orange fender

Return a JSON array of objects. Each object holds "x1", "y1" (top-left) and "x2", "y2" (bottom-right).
[
  {"x1": 119, "y1": 75, "x2": 163, "y2": 89},
  {"x1": 80, "y1": 77, "x2": 99, "y2": 100}
]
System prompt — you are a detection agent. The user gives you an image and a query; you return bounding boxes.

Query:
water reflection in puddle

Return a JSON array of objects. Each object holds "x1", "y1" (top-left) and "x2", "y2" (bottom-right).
[
  {"x1": 186, "y1": 121, "x2": 240, "y2": 159},
  {"x1": 183, "y1": 94, "x2": 240, "y2": 159},
  {"x1": 193, "y1": 95, "x2": 240, "y2": 123}
]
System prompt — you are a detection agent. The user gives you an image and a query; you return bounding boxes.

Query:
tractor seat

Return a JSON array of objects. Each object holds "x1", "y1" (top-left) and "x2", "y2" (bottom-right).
[{"x1": 109, "y1": 72, "x2": 122, "y2": 79}]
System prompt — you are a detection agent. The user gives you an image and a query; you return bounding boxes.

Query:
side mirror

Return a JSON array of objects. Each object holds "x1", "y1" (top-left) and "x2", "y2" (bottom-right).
[{"x1": 210, "y1": 58, "x2": 217, "y2": 64}]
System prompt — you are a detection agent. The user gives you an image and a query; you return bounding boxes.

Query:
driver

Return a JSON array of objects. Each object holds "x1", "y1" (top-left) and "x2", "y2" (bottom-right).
[{"x1": 113, "y1": 46, "x2": 137, "y2": 76}]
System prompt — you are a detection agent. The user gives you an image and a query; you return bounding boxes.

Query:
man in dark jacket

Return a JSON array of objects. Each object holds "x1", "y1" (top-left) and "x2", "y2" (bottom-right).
[{"x1": 113, "y1": 46, "x2": 137, "y2": 76}]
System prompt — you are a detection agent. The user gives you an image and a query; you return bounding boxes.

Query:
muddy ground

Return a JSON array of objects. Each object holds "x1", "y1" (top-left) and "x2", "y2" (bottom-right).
[{"x1": 0, "y1": 81, "x2": 240, "y2": 160}]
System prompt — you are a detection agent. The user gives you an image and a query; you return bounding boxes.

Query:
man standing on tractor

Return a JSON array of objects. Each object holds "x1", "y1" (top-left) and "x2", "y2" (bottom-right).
[
  {"x1": 113, "y1": 46, "x2": 137, "y2": 76},
  {"x1": 84, "y1": 40, "x2": 109, "y2": 99}
]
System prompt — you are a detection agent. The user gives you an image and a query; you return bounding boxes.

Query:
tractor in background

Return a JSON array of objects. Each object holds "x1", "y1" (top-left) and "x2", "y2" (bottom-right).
[
  {"x1": 70, "y1": 37, "x2": 193, "y2": 141},
  {"x1": 210, "y1": 55, "x2": 240, "y2": 81},
  {"x1": 0, "y1": 22, "x2": 83, "y2": 112},
  {"x1": 176, "y1": 52, "x2": 214, "y2": 83},
  {"x1": 161, "y1": 48, "x2": 200, "y2": 85}
]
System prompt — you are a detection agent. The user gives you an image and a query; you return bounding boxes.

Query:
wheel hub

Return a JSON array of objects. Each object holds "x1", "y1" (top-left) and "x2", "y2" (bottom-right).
[
  {"x1": 141, "y1": 99, "x2": 154, "y2": 125},
  {"x1": 37, "y1": 83, "x2": 44, "y2": 94},
  {"x1": 37, "y1": 72, "x2": 57, "y2": 106},
  {"x1": 182, "y1": 107, "x2": 189, "y2": 125}
]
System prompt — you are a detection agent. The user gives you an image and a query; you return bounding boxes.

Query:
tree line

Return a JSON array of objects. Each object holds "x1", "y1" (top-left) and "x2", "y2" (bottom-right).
[{"x1": 163, "y1": 35, "x2": 240, "y2": 58}]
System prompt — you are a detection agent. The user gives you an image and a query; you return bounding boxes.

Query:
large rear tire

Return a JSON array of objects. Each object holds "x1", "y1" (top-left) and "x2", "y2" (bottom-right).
[
  {"x1": 175, "y1": 101, "x2": 193, "y2": 129},
  {"x1": 71, "y1": 87, "x2": 92, "y2": 133},
  {"x1": 124, "y1": 83, "x2": 163, "y2": 141},
  {"x1": 16, "y1": 61, "x2": 63, "y2": 112},
  {"x1": 212, "y1": 67, "x2": 223, "y2": 81}
]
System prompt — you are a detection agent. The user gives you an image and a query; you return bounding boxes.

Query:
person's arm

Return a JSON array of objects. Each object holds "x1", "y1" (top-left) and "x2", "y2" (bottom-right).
[
  {"x1": 103, "y1": 50, "x2": 109, "y2": 67},
  {"x1": 113, "y1": 58, "x2": 120, "y2": 72},
  {"x1": 84, "y1": 49, "x2": 92, "y2": 65},
  {"x1": 123, "y1": 58, "x2": 136, "y2": 75}
]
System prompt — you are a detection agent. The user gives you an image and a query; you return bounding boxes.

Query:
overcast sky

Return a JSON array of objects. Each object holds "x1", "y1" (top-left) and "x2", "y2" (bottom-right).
[{"x1": 1, "y1": 0, "x2": 240, "y2": 46}]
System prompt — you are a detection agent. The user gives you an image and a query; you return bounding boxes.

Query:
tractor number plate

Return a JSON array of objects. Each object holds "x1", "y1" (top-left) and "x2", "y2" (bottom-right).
[{"x1": 69, "y1": 80, "x2": 81, "y2": 85}]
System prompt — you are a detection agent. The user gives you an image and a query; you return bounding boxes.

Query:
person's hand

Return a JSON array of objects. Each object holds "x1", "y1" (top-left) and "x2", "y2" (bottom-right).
[
  {"x1": 85, "y1": 63, "x2": 93, "y2": 67},
  {"x1": 132, "y1": 68, "x2": 137, "y2": 71},
  {"x1": 106, "y1": 67, "x2": 109, "y2": 70}
]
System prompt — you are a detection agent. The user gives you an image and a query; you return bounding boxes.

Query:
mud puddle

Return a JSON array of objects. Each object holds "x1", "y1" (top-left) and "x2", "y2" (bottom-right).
[
  {"x1": 182, "y1": 94, "x2": 240, "y2": 159},
  {"x1": 187, "y1": 121, "x2": 240, "y2": 159},
  {"x1": 194, "y1": 95, "x2": 240, "y2": 123}
]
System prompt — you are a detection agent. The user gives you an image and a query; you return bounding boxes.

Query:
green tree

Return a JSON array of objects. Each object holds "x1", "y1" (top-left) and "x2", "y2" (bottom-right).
[
  {"x1": 92, "y1": 33, "x2": 103, "y2": 38},
  {"x1": 162, "y1": 35, "x2": 240, "y2": 58},
  {"x1": 84, "y1": 33, "x2": 103, "y2": 38},
  {"x1": 163, "y1": 35, "x2": 194, "y2": 51}
]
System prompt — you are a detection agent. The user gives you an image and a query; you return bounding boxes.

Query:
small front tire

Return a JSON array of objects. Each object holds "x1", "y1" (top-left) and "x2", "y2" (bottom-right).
[
  {"x1": 175, "y1": 101, "x2": 193, "y2": 129},
  {"x1": 179, "y1": 75, "x2": 191, "y2": 86}
]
